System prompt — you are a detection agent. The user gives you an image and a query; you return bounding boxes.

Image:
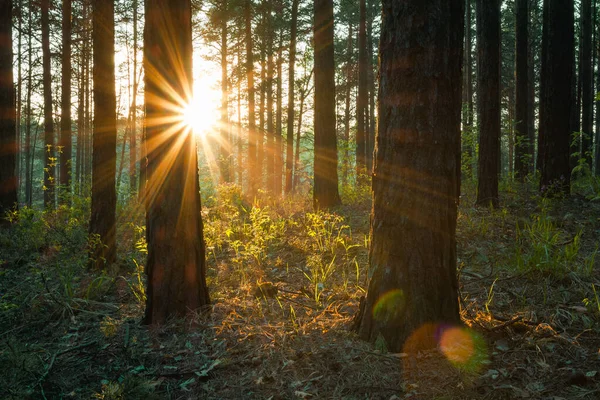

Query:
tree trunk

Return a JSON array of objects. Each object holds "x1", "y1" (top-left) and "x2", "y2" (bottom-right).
[
  {"x1": 144, "y1": 0, "x2": 210, "y2": 324},
  {"x1": 60, "y1": 0, "x2": 72, "y2": 197},
  {"x1": 16, "y1": 0, "x2": 22, "y2": 200},
  {"x1": 237, "y1": 54, "x2": 243, "y2": 186},
  {"x1": 0, "y1": 0, "x2": 17, "y2": 223},
  {"x1": 266, "y1": 7, "x2": 275, "y2": 193},
  {"x1": 527, "y1": 0, "x2": 537, "y2": 174},
  {"x1": 89, "y1": 0, "x2": 117, "y2": 267},
  {"x1": 356, "y1": 0, "x2": 367, "y2": 176},
  {"x1": 130, "y1": 0, "x2": 138, "y2": 194},
  {"x1": 367, "y1": 3, "x2": 376, "y2": 174},
  {"x1": 514, "y1": 0, "x2": 530, "y2": 180},
  {"x1": 475, "y1": 0, "x2": 501, "y2": 207},
  {"x1": 313, "y1": 0, "x2": 341, "y2": 210},
  {"x1": 274, "y1": 40, "x2": 283, "y2": 196},
  {"x1": 581, "y1": 0, "x2": 593, "y2": 168},
  {"x1": 342, "y1": 21, "x2": 353, "y2": 187},
  {"x1": 219, "y1": 0, "x2": 230, "y2": 183},
  {"x1": 285, "y1": 0, "x2": 299, "y2": 194},
  {"x1": 539, "y1": 0, "x2": 574, "y2": 194},
  {"x1": 25, "y1": 0, "x2": 32, "y2": 206},
  {"x1": 42, "y1": 0, "x2": 55, "y2": 208},
  {"x1": 356, "y1": 0, "x2": 463, "y2": 353},
  {"x1": 245, "y1": 0, "x2": 257, "y2": 197}
]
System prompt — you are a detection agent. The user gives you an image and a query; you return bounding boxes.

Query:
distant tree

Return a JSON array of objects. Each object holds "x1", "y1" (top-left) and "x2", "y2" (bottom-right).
[
  {"x1": 285, "y1": 0, "x2": 299, "y2": 194},
  {"x1": 130, "y1": 0, "x2": 139, "y2": 194},
  {"x1": 355, "y1": 0, "x2": 463, "y2": 352},
  {"x1": 143, "y1": 0, "x2": 210, "y2": 323},
  {"x1": 89, "y1": 0, "x2": 117, "y2": 267},
  {"x1": 580, "y1": 0, "x2": 593, "y2": 168},
  {"x1": 0, "y1": 0, "x2": 17, "y2": 224},
  {"x1": 219, "y1": 0, "x2": 231, "y2": 183},
  {"x1": 245, "y1": 0, "x2": 257, "y2": 197},
  {"x1": 42, "y1": 0, "x2": 55, "y2": 209},
  {"x1": 476, "y1": 0, "x2": 501, "y2": 207},
  {"x1": 538, "y1": 0, "x2": 574, "y2": 194},
  {"x1": 514, "y1": 0, "x2": 531, "y2": 179},
  {"x1": 313, "y1": 0, "x2": 341, "y2": 209},
  {"x1": 356, "y1": 0, "x2": 367, "y2": 175},
  {"x1": 60, "y1": 0, "x2": 72, "y2": 195}
]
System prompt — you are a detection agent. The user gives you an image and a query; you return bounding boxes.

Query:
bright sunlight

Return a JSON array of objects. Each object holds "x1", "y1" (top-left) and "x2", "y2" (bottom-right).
[{"x1": 182, "y1": 70, "x2": 221, "y2": 137}]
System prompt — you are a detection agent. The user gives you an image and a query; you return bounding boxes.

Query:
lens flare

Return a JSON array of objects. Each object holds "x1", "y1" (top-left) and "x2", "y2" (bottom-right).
[{"x1": 372, "y1": 289, "x2": 405, "y2": 322}]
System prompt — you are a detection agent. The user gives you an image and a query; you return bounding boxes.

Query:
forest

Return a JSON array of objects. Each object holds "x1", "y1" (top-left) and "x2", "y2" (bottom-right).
[{"x1": 1, "y1": 0, "x2": 600, "y2": 398}]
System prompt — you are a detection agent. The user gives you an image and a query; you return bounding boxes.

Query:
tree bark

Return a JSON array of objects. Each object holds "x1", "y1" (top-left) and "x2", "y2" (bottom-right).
[
  {"x1": 356, "y1": 0, "x2": 367, "y2": 176},
  {"x1": 89, "y1": 0, "x2": 117, "y2": 267},
  {"x1": 144, "y1": 0, "x2": 210, "y2": 324},
  {"x1": 274, "y1": 39, "x2": 283, "y2": 196},
  {"x1": 266, "y1": 7, "x2": 274, "y2": 193},
  {"x1": 42, "y1": 0, "x2": 55, "y2": 209},
  {"x1": 514, "y1": 0, "x2": 530, "y2": 180},
  {"x1": 25, "y1": 0, "x2": 32, "y2": 206},
  {"x1": 219, "y1": 0, "x2": 230, "y2": 183},
  {"x1": 285, "y1": 0, "x2": 299, "y2": 194},
  {"x1": 475, "y1": 0, "x2": 501, "y2": 207},
  {"x1": 245, "y1": 0, "x2": 257, "y2": 197},
  {"x1": 342, "y1": 21, "x2": 353, "y2": 187},
  {"x1": 356, "y1": 0, "x2": 463, "y2": 353},
  {"x1": 130, "y1": 0, "x2": 138, "y2": 194},
  {"x1": 313, "y1": 0, "x2": 341, "y2": 210},
  {"x1": 0, "y1": 0, "x2": 17, "y2": 223},
  {"x1": 581, "y1": 0, "x2": 593, "y2": 168},
  {"x1": 539, "y1": 0, "x2": 574, "y2": 194},
  {"x1": 60, "y1": 0, "x2": 72, "y2": 196}
]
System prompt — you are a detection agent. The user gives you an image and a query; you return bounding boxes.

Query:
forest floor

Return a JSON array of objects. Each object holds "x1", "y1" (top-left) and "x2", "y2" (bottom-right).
[{"x1": 2, "y1": 181, "x2": 600, "y2": 399}]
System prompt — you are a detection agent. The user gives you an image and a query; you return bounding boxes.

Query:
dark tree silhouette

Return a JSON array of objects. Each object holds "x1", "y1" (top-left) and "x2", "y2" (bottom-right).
[
  {"x1": 89, "y1": 0, "x2": 117, "y2": 267},
  {"x1": 475, "y1": 0, "x2": 501, "y2": 207},
  {"x1": 313, "y1": 0, "x2": 341, "y2": 210},
  {"x1": 580, "y1": 0, "x2": 593, "y2": 167},
  {"x1": 355, "y1": 0, "x2": 464, "y2": 352},
  {"x1": 60, "y1": 0, "x2": 72, "y2": 195},
  {"x1": 285, "y1": 0, "x2": 299, "y2": 194},
  {"x1": 514, "y1": 0, "x2": 531, "y2": 180},
  {"x1": 143, "y1": 0, "x2": 210, "y2": 324},
  {"x1": 0, "y1": 0, "x2": 17, "y2": 224},
  {"x1": 356, "y1": 0, "x2": 367, "y2": 175},
  {"x1": 42, "y1": 0, "x2": 55, "y2": 209},
  {"x1": 539, "y1": 0, "x2": 574, "y2": 195}
]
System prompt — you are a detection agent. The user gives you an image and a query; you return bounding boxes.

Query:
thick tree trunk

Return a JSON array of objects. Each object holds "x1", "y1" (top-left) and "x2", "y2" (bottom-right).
[
  {"x1": 356, "y1": 0, "x2": 367, "y2": 176},
  {"x1": 42, "y1": 0, "x2": 55, "y2": 209},
  {"x1": 581, "y1": 0, "x2": 593, "y2": 168},
  {"x1": 245, "y1": 0, "x2": 257, "y2": 197},
  {"x1": 475, "y1": 0, "x2": 501, "y2": 207},
  {"x1": 60, "y1": 0, "x2": 72, "y2": 196},
  {"x1": 539, "y1": 0, "x2": 574, "y2": 194},
  {"x1": 356, "y1": 0, "x2": 463, "y2": 353},
  {"x1": 16, "y1": 0, "x2": 22, "y2": 200},
  {"x1": 285, "y1": 0, "x2": 299, "y2": 194},
  {"x1": 514, "y1": 0, "x2": 530, "y2": 180},
  {"x1": 313, "y1": 0, "x2": 341, "y2": 209},
  {"x1": 0, "y1": 0, "x2": 17, "y2": 223},
  {"x1": 89, "y1": 0, "x2": 117, "y2": 267},
  {"x1": 144, "y1": 0, "x2": 210, "y2": 324}
]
